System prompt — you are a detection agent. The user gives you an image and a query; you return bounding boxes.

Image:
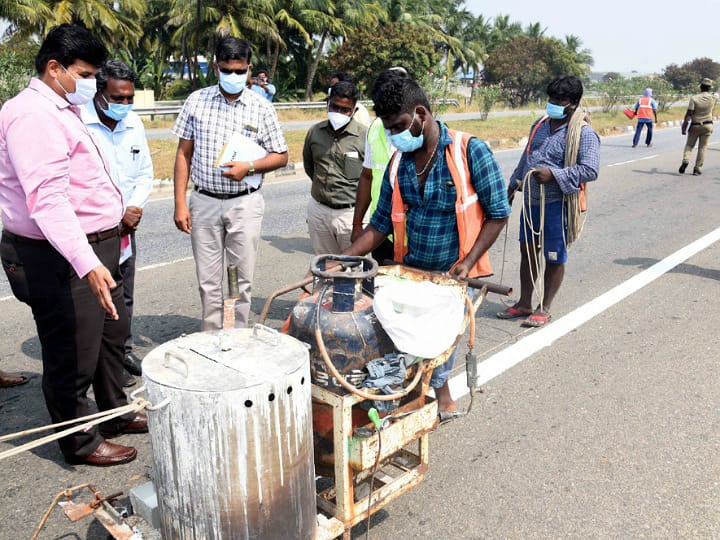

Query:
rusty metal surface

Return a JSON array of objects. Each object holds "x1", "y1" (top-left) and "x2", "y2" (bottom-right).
[{"x1": 347, "y1": 399, "x2": 438, "y2": 471}]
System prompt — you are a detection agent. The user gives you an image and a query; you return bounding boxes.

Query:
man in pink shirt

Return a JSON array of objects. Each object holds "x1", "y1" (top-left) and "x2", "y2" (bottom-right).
[{"x1": 0, "y1": 24, "x2": 147, "y2": 466}]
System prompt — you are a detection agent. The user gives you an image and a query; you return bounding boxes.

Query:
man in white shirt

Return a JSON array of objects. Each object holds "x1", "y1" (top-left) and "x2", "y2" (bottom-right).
[{"x1": 82, "y1": 60, "x2": 153, "y2": 385}]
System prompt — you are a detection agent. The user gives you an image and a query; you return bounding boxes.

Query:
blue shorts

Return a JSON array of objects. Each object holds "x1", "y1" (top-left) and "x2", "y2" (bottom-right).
[{"x1": 519, "y1": 200, "x2": 568, "y2": 264}]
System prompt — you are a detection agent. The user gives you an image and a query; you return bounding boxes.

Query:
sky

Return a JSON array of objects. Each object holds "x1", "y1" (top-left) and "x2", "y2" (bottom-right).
[{"x1": 465, "y1": 0, "x2": 720, "y2": 74}]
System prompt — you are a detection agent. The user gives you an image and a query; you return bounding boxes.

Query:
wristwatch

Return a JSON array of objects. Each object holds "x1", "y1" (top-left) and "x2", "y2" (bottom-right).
[{"x1": 248, "y1": 161, "x2": 255, "y2": 175}]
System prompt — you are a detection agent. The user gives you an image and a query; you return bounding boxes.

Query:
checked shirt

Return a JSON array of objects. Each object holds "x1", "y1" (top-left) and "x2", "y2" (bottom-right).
[
  {"x1": 370, "y1": 121, "x2": 510, "y2": 272},
  {"x1": 172, "y1": 85, "x2": 287, "y2": 194}
]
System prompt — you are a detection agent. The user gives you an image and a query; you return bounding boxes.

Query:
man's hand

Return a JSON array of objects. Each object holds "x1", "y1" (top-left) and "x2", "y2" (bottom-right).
[
  {"x1": 121, "y1": 206, "x2": 142, "y2": 236},
  {"x1": 533, "y1": 167, "x2": 555, "y2": 184},
  {"x1": 450, "y1": 261, "x2": 471, "y2": 280},
  {"x1": 220, "y1": 161, "x2": 251, "y2": 181},
  {"x1": 86, "y1": 265, "x2": 118, "y2": 320},
  {"x1": 174, "y1": 202, "x2": 192, "y2": 234}
]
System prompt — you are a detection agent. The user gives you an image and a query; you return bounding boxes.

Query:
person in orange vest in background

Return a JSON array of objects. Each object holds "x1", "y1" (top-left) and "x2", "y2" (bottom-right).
[
  {"x1": 343, "y1": 76, "x2": 510, "y2": 421},
  {"x1": 632, "y1": 88, "x2": 657, "y2": 148}
]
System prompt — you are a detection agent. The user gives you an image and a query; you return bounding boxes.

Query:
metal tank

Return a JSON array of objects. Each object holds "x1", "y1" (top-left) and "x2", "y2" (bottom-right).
[{"x1": 141, "y1": 325, "x2": 316, "y2": 540}]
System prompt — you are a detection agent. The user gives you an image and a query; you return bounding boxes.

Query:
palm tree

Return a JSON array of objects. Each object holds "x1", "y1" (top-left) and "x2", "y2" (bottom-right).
[
  {"x1": 564, "y1": 34, "x2": 594, "y2": 70},
  {"x1": 0, "y1": 0, "x2": 51, "y2": 33},
  {"x1": 524, "y1": 22, "x2": 546, "y2": 38},
  {"x1": 41, "y1": 0, "x2": 146, "y2": 53}
]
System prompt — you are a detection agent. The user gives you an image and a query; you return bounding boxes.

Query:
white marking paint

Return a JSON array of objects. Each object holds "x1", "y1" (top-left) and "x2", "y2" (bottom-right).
[
  {"x1": 136, "y1": 256, "x2": 193, "y2": 273},
  {"x1": 607, "y1": 154, "x2": 658, "y2": 167},
  {"x1": 448, "y1": 225, "x2": 720, "y2": 400}
]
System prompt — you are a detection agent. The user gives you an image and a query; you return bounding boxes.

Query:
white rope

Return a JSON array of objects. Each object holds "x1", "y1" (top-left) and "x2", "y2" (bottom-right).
[
  {"x1": 520, "y1": 169, "x2": 546, "y2": 311},
  {"x1": 563, "y1": 106, "x2": 591, "y2": 246},
  {"x1": 0, "y1": 397, "x2": 151, "y2": 462}
]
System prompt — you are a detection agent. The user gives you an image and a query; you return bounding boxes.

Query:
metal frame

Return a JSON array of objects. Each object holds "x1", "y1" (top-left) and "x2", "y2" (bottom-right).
[{"x1": 313, "y1": 370, "x2": 438, "y2": 540}]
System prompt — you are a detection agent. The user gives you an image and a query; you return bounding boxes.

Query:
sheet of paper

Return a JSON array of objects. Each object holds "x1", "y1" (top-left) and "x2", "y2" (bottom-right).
[
  {"x1": 215, "y1": 132, "x2": 268, "y2": 188},
  {"x1": 119, "y1": 234, "x2": 133, "y2": 264}
]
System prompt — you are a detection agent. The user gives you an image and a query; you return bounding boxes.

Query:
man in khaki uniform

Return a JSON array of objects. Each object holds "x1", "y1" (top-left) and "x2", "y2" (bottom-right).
[{"x1": 679, "y1": 78, "x2": 717, "y2": 175}]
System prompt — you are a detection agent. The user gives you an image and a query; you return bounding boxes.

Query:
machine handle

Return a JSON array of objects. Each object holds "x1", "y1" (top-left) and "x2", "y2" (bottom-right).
[
  {"x1": 310, "y1": 254, "x2": 378, "y2": 280},
  {"x1": 162, "y1": 349, "x2": 191, "y2": 378}
]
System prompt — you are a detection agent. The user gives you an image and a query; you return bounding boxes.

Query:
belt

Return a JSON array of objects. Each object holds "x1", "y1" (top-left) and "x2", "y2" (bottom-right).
[
  {"x1": 3, "y1": 227, "x2": 119, "y2": 245},
  {"x1": 691, "y1": 121, "x2": 713, "y2": 125},
  {"x1": 324, "y1": 202, "x2": 355, "y2": 210},
  {"x1": 195, "y1": 186, "x2": 258, "y2": 199}
]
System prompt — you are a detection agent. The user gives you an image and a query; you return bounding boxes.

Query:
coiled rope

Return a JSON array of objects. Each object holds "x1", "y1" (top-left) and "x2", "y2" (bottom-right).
[{"x1": 564, "y1": 106, "x2": 591, "y2": 246}]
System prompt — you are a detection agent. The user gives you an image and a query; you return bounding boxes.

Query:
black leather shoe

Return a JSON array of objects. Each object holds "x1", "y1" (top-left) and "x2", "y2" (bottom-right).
[
  {"x1": 679, "y1": 162, "x2": 688, "y2": 173},
  {"x1": 123, "y1": 352, "x2": 143, "y2": 376},
  {"x1": 71, "y1": 440, "x2": 137, "y2": 466},
  {"x1": 122, "y1": 369, "x2": 136, "y2": 388},
  {"x1": 693, "y1": 168, "x2": 702, "y2": 176},
  {"x1": 100, "y1": 412, "x2": 149, "y2": 438}
]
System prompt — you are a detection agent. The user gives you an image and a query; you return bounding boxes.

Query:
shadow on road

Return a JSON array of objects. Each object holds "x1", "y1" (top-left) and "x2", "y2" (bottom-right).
[
  {"x1": 263, "y1": 235, "x2": 313, "y2": 255},
  {"x1": 614, "y1": 257, "x2": 720, "y2": 282}
]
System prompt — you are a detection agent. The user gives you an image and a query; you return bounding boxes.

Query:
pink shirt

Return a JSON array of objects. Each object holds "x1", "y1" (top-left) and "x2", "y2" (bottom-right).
[{"x1": 0, "y1": 78, "x2": 123, "y2": 278}]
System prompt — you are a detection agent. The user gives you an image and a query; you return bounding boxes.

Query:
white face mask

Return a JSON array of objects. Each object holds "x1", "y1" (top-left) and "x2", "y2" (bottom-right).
[
  {"x1": 218, "y1": 71, "x2": 248, "y2": 94},
  {"x1": 57, "y1": 67, "x2": 97, "y2": 105},
  {"x1": 328, "y1": 111, "x2": 352, "y2": 131}
]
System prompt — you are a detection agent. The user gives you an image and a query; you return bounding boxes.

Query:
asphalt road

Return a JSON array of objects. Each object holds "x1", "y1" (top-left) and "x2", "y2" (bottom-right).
[{"x1": 1, "y1": 126, "x2": 719, "y2": 539}]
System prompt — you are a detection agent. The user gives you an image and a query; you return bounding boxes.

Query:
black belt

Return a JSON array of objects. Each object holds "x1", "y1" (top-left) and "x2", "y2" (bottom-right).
[
  {"x1": 3, "y1": 227, "x2": 119, "y2": 245},
  {"x1": 691, "y1": 121, "x2": 713, "y2": 125},
  {"x1": 324, "y1": 202, "x2": 355, "y2": 210},
  {"x1": 195, "y1": 186, "x2": 258, "y2": 199}
]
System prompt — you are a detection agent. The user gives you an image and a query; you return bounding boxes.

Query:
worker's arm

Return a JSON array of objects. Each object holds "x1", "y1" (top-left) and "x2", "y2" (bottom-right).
[
  {"x1": 681, "y1": 110, "x2": 693, "y2": 135},
  {"x1": 451, "y1": 217, "x2": 508, "y2": 279},
  {"x1": 220, "y1": 151, "x2": 288, "y2": 181},
  {"x1": 173, "y1": 138, "x2": 194, "y2": 234},
  {"x1": 351, "y1": 166, "x2": 373, "y2": 241},
  {"x1": 343, "y1": 224, "x2": 387, "y2": 257}
]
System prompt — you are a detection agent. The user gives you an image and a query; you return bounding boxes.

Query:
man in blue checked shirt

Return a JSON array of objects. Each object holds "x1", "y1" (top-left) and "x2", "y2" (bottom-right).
[
  {"x1": 345, "y1": 76, "x2": 510, "y2": 420},
  {"x1": 499, "y1": 76, "x2": 600, "y2": 328},
  {"x1": 82, "y1": 59, "x2": 153, "y2": 386}
]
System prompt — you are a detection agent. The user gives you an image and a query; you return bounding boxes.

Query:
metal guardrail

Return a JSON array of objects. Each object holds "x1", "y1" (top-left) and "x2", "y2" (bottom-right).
[{"x1": 134, "y1": 98, "x2": 460, "y2": 117}]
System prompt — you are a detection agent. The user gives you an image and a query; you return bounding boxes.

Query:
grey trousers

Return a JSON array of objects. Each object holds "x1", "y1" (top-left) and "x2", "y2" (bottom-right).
[{"x1": 189, "y1": 189, "x2": 265, "y2": 330}]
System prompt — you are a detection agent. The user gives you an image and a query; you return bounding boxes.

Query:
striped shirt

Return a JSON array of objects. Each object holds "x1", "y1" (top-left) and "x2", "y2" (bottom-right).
[
  {"x1": 509, "y1": 119, "x2": 600, "y2": 204},
  {"x1": 370, "y1": 122, "x2": 510, "y2": 272},
  {"x1": 172, "y1": 85, "x2": 287, "y2": 194}
]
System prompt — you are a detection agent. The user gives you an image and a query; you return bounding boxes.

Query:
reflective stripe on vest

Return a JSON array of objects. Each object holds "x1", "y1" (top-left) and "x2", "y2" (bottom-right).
[
  {"x1": 388, "y1": 129, "x2": 492, "y2": 278},
  {"x1": 368, "y1": 118, "x2": 391, "y2": 217},
  {"x1": 637, "y1": 97, "x2": 654, "y2": 120}
]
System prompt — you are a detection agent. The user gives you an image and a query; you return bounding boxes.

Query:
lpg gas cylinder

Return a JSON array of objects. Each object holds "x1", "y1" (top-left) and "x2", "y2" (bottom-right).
[{"x1": 288, "y1": 255, "x2": 395, "y2": 394}]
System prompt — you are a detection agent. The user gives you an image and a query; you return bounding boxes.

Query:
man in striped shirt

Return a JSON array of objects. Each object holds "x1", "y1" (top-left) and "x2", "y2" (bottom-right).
[{"x1": 173, "y1": 37, "x2": 288, "y2": 330}]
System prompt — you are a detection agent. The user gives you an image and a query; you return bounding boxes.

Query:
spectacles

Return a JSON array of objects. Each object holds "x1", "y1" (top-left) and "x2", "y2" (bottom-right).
[{"x1": 219, "y1": 67, "x2": 249, "y2": 75}]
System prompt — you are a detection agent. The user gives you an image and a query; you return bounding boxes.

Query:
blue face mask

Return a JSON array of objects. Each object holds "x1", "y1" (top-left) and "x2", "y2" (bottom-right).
[
  {"x1": 218, "y1": 71, "x2": 247, "y2": 95},
  {"x1": 385, "y1": 113, "x2": 424, "y2": 153},
  {"x1": 100, "y1": 94, "x2": 132, "y2": 121},
  {"x1": 546, "y1": 102, "x2": 567, "y2": 119}
]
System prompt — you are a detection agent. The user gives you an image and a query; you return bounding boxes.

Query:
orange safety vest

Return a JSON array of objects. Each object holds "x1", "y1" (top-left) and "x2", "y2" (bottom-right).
[
  {"x1": 387, "y1": 129, "x2": 493, "y2": 278},
  {"x1": 636, "y1": 96, "x2": 654, "y2": 120}
]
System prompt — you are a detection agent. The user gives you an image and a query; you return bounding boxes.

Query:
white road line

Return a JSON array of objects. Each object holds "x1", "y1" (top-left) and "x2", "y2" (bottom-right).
[
  {"x1": 136, "y1": 256, "x2": 193, "y2": 272},
  {"x1": 607, "y1": 154, "x2": 658, "y2": 167},
  {"x1": 1, "y1": 256, "x2": 195, "y2": 302},
  {"x1": 447, "y1": 225, "x2": 720, "y2": 400}
]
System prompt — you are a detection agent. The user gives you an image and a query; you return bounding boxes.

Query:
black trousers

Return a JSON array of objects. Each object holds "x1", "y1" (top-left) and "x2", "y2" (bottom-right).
[
  {"x1": 1, "y1": 231, "x2": 134, "y2": 460},
  {"x1": 119, "y1": 232, "x2": 136, "y2": 354}
]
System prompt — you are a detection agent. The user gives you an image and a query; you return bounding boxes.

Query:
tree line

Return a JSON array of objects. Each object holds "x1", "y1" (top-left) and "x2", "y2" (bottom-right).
[{"x1": 0, "y1": 0, "x2": 717, "y2": 108}]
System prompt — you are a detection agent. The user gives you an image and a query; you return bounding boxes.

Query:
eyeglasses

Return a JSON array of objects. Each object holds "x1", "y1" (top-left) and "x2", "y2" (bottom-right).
[{"x1": 219, "y1": 67, "x2": 249, "y2": 75}]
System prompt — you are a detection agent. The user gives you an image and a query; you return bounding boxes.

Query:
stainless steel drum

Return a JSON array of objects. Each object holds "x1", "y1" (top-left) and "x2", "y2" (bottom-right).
[{"x1": 142, "y1": 325, "x2": 316, "y2": 539}]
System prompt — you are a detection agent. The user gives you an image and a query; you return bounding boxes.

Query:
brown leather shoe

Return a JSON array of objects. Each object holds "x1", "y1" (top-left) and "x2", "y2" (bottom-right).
[
  {"x1": 76, "y1": 440, "x2": 137, "y2": 466},
  {"x1": 100, "y1": 412, "x2": 148, "y2": 438}
]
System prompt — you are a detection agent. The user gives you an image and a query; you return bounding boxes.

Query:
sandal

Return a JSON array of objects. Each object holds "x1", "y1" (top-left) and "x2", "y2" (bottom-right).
[
  {"x1": 497, "y1": 305, "x2": 532, "y2": 320},
  {"x1": 0, "y1": 373, "x2": 29, "y2": 388},
  {"x1": 521, "y1": 310, "x2": 551, "y2": 328},
  {"x1": 438, "y1": 410, "x2": 465, "y2": 425}
]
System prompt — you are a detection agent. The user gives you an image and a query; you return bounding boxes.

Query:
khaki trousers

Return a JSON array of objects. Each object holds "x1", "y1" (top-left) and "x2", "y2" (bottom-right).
[
  {"x1": 189, "y1": 189, "x2": 264, "y2": 330},
  {"x1": 307, "y1": 197, "x2": 354, "y2": 255},
  {"x1": 683, "y1": 123, "x2": 713, "y2": 170}
]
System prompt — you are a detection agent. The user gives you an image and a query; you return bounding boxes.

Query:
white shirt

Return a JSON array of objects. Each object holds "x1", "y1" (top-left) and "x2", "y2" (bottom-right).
[
  {"x1": 354, "y1": 103, "x2": 372, "y2": 127},
  {"x1": 81, "y1": 104, "x2": 154, "y2": 209}
]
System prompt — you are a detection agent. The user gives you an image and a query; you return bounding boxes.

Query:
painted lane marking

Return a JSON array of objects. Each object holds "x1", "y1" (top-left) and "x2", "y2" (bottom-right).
[
  {"x1": 447, "y1": 225, "x2": 720, "y2": 399},
  {"x1": 607, "y1": 154, "x2": 658, "y2": 167}
]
